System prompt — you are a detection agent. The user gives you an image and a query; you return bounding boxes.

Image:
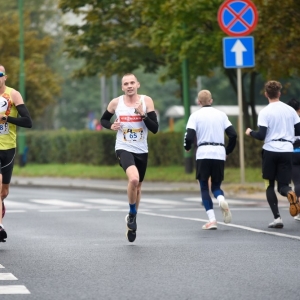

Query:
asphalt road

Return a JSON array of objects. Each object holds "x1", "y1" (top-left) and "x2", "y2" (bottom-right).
[{"x1": 0, "y1": 187, "x2": 299, "y2": 300}]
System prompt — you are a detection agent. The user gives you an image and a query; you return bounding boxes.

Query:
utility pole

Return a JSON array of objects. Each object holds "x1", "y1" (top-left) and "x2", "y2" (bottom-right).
[
  {"x1": 182, "y1": 23, "x2": 193, "y2": 174},
  {"x1": 18, "y1": 0, "x2": 26, "y2": 167},
  {"x1": 182, "y1": 58, "x2": 193, "y2": 173}
]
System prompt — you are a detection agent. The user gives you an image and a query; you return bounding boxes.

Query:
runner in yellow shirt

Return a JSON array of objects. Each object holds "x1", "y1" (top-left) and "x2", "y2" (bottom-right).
[{"x1": 0, "y1": 64, "x2": 32, "y2": 242}]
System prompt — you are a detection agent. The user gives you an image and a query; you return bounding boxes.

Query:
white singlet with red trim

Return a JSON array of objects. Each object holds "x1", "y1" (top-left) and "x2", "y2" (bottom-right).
[{"x1": 115, "y1": 95, "x2": 148, "y2": 153}]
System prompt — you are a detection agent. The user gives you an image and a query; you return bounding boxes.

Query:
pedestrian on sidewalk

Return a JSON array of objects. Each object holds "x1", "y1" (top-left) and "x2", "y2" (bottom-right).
[
  {"x1": 184, "y1": 89, "x2": 237, "y2": 230},
  {"x1": 100, "y1": 73, "x2": 159, "y2": 242},
  {"x1": 0, "y1": 64, "x2": 33, "y2": 242},
  {"x1": 287, "y1": 98, "x2": 300, "y2": 222},
  {"x1": 245, "y1": 81, "x2": 300, "y2": 228}
]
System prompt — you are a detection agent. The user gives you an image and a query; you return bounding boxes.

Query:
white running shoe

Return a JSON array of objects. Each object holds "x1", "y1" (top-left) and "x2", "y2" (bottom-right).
[
  {"x1": 220, "y1": 200, "x2": 232, "y2": 223},
  {"x1": 202, "y1": 221, "x2": 217, "y2": 230},
  {"x1": 268, "y1": 217, "x2": 283, "y2": 228},
  {"x1": 294, "y1": 214, "x2": 300, "y2": 221}
]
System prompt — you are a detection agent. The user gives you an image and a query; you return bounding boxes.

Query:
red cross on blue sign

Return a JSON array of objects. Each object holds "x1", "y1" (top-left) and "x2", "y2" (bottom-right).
[{"x1": 218, "y1": 0, "x2": 258, "y2": 37}]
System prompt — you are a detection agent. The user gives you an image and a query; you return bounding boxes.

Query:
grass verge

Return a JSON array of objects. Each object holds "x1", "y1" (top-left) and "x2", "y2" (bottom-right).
[{"x1": 13, "y1": 164, "x2": 263, "y2": 183}]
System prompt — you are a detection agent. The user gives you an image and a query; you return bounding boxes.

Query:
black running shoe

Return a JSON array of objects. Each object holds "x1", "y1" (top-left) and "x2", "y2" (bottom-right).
[
  {"x1": 0, "y1": 226, "x2": 7, "y2": 242},
  {"x1": 125, "y1": 213, "x2": 137, "y2": 231},
  {"x1": 126, "y1": 230, "x2": 136, "y2": 243}
]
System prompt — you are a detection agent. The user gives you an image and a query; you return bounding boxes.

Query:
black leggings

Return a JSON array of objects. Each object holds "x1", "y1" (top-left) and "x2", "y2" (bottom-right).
[
  {"x1": 292, "y1": 153, "x2": 300, "y2": 197},
  {"x1": 266, "y1": 180, "x2": 280, "y2": 219},
  {"x1": 266, "y1": 180, "x2": 292, "y2": 219}
]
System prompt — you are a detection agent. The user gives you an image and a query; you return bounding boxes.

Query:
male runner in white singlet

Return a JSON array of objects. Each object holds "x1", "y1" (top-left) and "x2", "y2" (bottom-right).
[{"x1": 101, "y1": 73, "x2": 158, "y2": 242}]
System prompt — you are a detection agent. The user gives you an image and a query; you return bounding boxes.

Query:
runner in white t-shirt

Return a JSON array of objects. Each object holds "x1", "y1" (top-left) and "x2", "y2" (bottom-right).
[
  {"x1": 184, "y1": 89, "x2": 237, "y2": 230},
  {"x1": 246, "y1": 81, "x2": 300, "y2": 229},
  {"x1": 100, "y1": 73, "x2": 159, "y2": 243}
]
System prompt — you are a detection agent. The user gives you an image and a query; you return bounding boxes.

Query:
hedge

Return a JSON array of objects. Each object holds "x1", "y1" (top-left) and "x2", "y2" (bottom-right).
[{"x1": 23, "y1": 130, "x2": 264, "y2": 167}]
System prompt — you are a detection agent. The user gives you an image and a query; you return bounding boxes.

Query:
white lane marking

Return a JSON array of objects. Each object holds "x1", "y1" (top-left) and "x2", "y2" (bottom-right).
[
  {"x1": 159, "y1": 207, "x2": 270, "y2": 212},
  {"x1": 142, "y1": 198, "x2": 187, "y2": 205},
  {"x1": 6, "y1": 201, "x2": 42, "y2": 209},
  {"x1": 100, "y1": 208, "x2": 151, "y2": 212},
  {"x1": 7, "y1": 210, "x2": 26, "y2": 213},
  {"x1": 140, "y1": 212, "x2": 300, "y2": 241},
  {"x1": 31, "y1": 199, "x2": 83, "y2": 207},
  {"x1": 0, "y1": 273, "x2": 18, "y2": 280},
  {"x1": 83, "y1": 199, "x2": 128, "y2": 206},
  {"x1": 0, "y1": 285, "x2": 30, "y2": 294},
  {"x1": 39, "y1": 209, "x2": 89, "y2": 213},
  {"x1": 184, "y1": 197, "x2": 258, "y2": 205},
  {"x1": 0, "y1": 264, "x2": 4, "y2": 268}
]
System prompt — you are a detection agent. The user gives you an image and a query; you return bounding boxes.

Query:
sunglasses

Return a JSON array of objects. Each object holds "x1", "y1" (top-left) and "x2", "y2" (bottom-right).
[{"x1": 0, "y1": 72, "x2": 6, "y2": 77}]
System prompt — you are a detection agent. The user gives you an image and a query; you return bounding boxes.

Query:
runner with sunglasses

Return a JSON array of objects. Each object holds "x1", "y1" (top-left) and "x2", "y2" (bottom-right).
[{"x1": 0, "y1": 64, "x2": 32, "y2": 242}]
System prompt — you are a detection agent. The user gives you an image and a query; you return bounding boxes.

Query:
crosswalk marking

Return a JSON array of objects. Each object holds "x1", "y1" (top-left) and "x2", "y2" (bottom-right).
[
  {"x1": 31, "y1": 199, "x2": 84, "y2": 207},
  {"x1": 0, "y1": 273, "x2": 18, "y2": 280},
  {"x1": 0, "y1": 265, "x2": 30, "y2": 295},
  {"x1": 184, "y1": 197, "x2": 258, "y2": 205},
  {"x1": 142, "y1": 198, "x2": 187, "y2": 205},
  {"x1": 7, "y1": 210, "x2": 26, "y2": 213},
  {"x1": 6, "y1": 201, "x2": 41, "y2": 209},
  {"x1": 83, "y1": 199, "x2": 128, "y2": 206},
  {"x1": 0, "y1": 285, "x2": 30, "y2": 294},
  {"x1": 40, "y1": 209, "x2": 89, "y2": 213},
  {"x1": 2, "y1": 196, "x2": 262, "y2": 215}
]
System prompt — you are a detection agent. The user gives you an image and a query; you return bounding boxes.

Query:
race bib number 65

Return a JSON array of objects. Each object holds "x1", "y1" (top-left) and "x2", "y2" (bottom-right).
[{"x1": 122, "y1": 128, "x2": 144, "y2": 142}]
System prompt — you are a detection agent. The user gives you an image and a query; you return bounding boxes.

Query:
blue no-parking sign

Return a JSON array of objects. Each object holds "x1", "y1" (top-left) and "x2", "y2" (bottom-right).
[
  {"x1": 223, "y1": 36, "x2": 255, "y2": 68},
  {"x1": 218, "y1": 0, "x2": 258, "y2": 37}
]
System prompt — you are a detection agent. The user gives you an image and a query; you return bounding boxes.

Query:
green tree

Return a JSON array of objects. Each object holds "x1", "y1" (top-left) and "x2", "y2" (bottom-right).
[
  {"x1": 0, "y1": 12, "x2": 60, "y2": 120},
  {"x1": 59, "y1": 0, "x2": 163, "y2": 77},
  {"x1": 58, "y1": 0, "x2": 300, "y2": 128}
]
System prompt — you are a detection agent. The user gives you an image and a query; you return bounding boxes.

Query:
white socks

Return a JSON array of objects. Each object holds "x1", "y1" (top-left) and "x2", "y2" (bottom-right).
[
  {"x1": 217, "y1": 195, "x2": 225, "y2": 206},
  {"x1": 206, "y1": 209, "x2": 216, "y2": 222}
]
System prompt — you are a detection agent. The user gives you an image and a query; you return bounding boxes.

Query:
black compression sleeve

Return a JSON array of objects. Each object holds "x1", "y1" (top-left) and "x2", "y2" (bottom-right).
[
  {"x1": 100, "y1": 110, "x2": 114, "y2": 129},
  {"x1": 184, "y1": 128, "x2": 196, "y2": 151},
  {"x1": 225, "y1": 125, "x2": 237, "y2": 155},
  {"x1": 143, "y1": 111, "x2": 159, "y2": 133},
  {"x1": 6, "y1": 104, "x2": 32, "y2": 128},
  {"x1": 250, "y1": 126, "x2": 267, "y2": 141},
  {"x1": 295, "y1": 122, "x2": 300, "y2": 136}
]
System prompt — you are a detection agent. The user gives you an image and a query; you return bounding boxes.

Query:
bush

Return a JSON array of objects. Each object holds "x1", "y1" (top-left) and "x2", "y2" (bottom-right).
[{"x1": 24, "y1": 130, "x2": 263, "y2": 167}]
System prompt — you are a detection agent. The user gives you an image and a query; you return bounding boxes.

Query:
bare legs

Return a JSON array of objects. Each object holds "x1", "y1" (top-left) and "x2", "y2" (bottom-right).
[{"x1": 126, "y1": 165, "x2": 142, "y2": 210}]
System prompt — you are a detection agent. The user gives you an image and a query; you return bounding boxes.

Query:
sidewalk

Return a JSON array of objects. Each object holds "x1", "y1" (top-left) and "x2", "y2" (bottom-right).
[{"x1": 10, "y1": 176, "x2": 289, "y2": 202}]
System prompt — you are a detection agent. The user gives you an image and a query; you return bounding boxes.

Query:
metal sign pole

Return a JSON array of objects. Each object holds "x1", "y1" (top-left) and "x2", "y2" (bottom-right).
[{"x1": 237, "y1": 68, "x2": 245, "y2": 183}]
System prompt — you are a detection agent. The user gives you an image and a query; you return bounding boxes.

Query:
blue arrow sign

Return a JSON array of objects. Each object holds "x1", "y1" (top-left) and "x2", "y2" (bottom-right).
[{"x1": 223, "y1": 36, "x2": 255, "y2": 68}]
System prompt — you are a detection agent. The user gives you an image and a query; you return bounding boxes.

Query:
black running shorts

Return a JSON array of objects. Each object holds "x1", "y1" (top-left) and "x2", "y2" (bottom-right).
[
  {"x1": 0, "y1": 148, "x2": 16, "y2": 184},
  {"x1": 116, "y1": 150, "x2": 148, "y2": 182},
  {"x1": 196, "y1": 159, "x2": 225, "y2": 182},
  {"x1": 262, "y1": 149, "x2": 292, "y2": 183}
]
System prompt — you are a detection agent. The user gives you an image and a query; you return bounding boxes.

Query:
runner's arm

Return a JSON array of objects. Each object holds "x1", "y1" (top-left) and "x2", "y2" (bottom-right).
[
  {"x1": 225, "y1": 125, "x2": 237, "y2": 155},
  {"x1": 100, "y1": 99, "x2": 118, "y2": 130},
  {"x1": 100, "y1": 110, "x2": 114, "y2": 130},
  {"x1": 142, "y1": 111, "x2": 159, "y2": 134},
  {"x1": 184, "y1": 128, "x2": 196, "y2": 151},
  {"x1": 250, "y1": 126, "x2": 267, "y2": 140},
  {"x1": 295, "y1": 122, "x2": 300, "y2": 136},
  {"x1": 5, "y1": 104, "x2": 32, "y2": 128}
]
